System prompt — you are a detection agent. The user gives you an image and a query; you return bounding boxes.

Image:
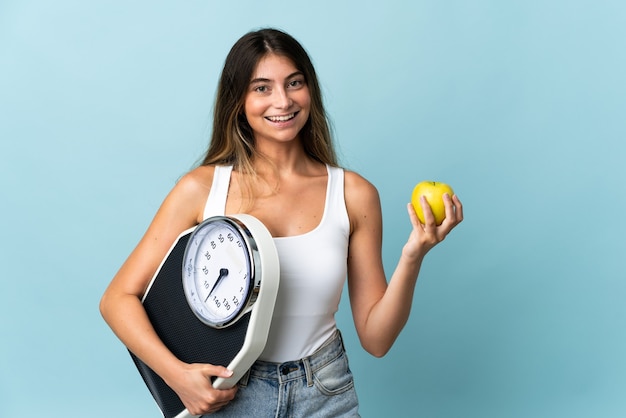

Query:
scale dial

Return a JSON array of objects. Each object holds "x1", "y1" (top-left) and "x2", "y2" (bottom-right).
[{"x1": 182, "y1": 216, "x2": 261, "y2": 329}]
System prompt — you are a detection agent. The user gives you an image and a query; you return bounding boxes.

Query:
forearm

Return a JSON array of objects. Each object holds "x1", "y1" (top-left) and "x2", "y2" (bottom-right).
[
  {"x1": 100, "y1": 293, "x2": 184, "y2": 383},
  {"x1": 359, "y1": 250, "x2": 424, "y2": 357}
]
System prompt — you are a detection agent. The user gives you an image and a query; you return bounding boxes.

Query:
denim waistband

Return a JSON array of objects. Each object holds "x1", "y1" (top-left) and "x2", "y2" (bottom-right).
[{"x1": 239, "y1": 329, "x2": 345, "y2": 388}]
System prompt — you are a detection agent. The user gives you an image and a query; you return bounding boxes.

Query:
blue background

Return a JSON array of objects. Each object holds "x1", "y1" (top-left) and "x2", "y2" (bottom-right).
[{"x1": 1, "y1": 1, "x2": 625, "y2": 417}]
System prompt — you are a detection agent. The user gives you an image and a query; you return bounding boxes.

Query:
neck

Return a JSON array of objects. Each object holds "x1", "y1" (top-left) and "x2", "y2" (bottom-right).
[{"x1": 253, "y1": 141, "x2": 310, "y2": 176}]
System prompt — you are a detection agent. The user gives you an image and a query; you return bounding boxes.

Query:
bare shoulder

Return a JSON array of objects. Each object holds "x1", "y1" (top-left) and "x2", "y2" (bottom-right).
[
  {"x1": 344, "y1": 170, "x2": 380, "y2": 206},
  {"x1": 159, "y1": 165, "x2": 217, "y2": 226},
  {"x1": 344, "y1": 170, "x2": 382, "y2": 232},
  {"x1": 178, "y1": 165, "x2": 215, "y2": 193}
]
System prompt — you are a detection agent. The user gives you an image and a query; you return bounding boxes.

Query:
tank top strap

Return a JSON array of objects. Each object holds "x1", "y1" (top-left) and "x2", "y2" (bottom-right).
[
  {"x1": 202, "y1": 165, "x2": 233, "y2": 220},
  {"x1": 325, "y1": 166, "x2": 350, "y2": 235}
]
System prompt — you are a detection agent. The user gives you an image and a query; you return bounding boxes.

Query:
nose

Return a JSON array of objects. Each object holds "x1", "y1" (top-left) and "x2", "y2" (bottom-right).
[{"x1": 273, "y1": 87, "x2": 292, "y2": 109}]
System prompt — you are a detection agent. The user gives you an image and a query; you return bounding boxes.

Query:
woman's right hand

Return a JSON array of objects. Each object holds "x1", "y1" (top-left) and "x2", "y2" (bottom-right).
[{"x1": 166, "y1": 363, "x2": 238, "y2": 416}]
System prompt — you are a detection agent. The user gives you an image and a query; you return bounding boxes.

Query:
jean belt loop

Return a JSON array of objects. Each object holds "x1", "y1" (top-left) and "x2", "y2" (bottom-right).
[
  {"x1": 303, "y1": 356, "x2": 314, "y2": 387},
  {"x1": 238, "y1": 368, "x2": 251, "y2": 387},
  {"x1": 337, "y1": 329, "x2": 345, "y2": 351}
]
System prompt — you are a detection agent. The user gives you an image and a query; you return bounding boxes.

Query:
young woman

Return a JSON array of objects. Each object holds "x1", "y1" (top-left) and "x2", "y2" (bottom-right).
[{"x1": 100, "y1": 28, "x2": 463, "y2": 417}]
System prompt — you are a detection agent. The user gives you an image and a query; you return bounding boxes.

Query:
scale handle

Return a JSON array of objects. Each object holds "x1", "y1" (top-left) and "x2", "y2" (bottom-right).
[{"x1": 174, "y1": 409, "x2": 198, "y2": 418}]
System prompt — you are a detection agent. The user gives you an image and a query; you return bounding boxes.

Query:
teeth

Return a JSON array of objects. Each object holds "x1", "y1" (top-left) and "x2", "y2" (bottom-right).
[{"x1": 267, "y1": 113, "x2": 295, "y2": 122}]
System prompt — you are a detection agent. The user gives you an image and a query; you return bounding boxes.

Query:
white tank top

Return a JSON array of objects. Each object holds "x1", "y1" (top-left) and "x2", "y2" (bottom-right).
[{"x1": 203, "y1": 165, "x2": 350, "y2": 362}]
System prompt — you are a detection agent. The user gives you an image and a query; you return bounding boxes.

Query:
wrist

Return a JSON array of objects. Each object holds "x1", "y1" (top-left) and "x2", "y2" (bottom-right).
[
  {"x1": 401, "y1": 244, "x2": 427, "y2": 264},
  {"x1": 155, "y1": 356, "x2": 188, "y2": 388}
]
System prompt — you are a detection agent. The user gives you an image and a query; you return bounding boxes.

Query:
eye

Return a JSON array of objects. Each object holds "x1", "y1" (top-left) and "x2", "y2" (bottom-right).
[
  {"x1": 253, "y1": 85, "x2": 269, "y2": 93},
  {"x1": 287, "y1": 78, "x2": 305, "y2": 89}
]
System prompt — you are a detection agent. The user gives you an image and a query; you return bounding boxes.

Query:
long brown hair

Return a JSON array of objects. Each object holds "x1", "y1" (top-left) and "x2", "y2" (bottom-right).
[{"x1": 200, "y1": 28, "x2": 337, "y2": 176}]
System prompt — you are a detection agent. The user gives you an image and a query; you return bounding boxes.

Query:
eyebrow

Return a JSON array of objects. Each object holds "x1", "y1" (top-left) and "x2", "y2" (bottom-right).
[{"x1": 249, "y1": 71, "x2": 304, "y2": 84}]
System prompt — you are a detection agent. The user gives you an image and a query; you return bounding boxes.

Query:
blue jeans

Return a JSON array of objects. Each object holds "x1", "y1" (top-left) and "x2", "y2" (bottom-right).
[{"x1": 206, "y1": 330, "x2": 360, "y2": 417}]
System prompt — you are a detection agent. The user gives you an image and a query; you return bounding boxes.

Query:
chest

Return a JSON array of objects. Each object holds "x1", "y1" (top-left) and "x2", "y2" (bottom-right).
[{"x1": 225, "y1": 174, "x2": 328, "y2": 238}]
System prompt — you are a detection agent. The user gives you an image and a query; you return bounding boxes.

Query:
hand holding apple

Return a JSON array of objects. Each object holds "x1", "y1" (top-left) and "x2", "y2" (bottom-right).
[{"x1": 411, "y1": 181, "x2": 455, "y2": 225}]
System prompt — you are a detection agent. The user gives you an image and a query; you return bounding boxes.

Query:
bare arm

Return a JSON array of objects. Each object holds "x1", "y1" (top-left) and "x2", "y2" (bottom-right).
[
  {"x1": 99, "y1": 167, "x2": 237, "y2": 415},
  {"x1": 345, "y1": 172, "x2": 463, "y2": 357}
]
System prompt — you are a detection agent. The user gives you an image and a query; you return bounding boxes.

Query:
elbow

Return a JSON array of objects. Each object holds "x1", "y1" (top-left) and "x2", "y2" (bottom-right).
[
  {"x1": 368, "y1": 347, "x2": 390, "y2": 359},
  {"x1": 99, "y1": 291, "x2": 112, "y2": 322},
  {"x1": 362, "y1": 341, "x2": 391, "y2": 358},
  {"x1": 356, "y1": 328, "x2": 396, "y2": 358}
]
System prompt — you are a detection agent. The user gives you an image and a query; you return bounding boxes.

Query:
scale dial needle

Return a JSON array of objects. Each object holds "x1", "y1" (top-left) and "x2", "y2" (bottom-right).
[{"x1": 205, "y1": 268, "x2": 229, "y2": 302}]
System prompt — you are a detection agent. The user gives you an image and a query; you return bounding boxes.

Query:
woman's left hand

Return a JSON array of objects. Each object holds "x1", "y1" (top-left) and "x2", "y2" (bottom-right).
[{"x1": 404, "y1": 193, "x2": 464, "y2": 259}]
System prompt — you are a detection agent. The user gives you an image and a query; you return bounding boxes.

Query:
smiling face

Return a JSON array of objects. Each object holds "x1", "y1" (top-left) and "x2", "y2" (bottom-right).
[{"x1": 243, "y1": 54, "x2": 311, "y2": 147}]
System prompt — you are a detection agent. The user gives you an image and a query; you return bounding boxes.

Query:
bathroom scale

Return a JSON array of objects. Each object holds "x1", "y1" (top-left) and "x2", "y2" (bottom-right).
[{"x1": 129, "y1": 214, "x2": 280, "y2": 418}]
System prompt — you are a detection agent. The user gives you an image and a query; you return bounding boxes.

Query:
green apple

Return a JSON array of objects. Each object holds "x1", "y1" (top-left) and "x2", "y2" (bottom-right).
[{"x1": 411, "y1": 181, "x2": 454, "y2": 225}]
